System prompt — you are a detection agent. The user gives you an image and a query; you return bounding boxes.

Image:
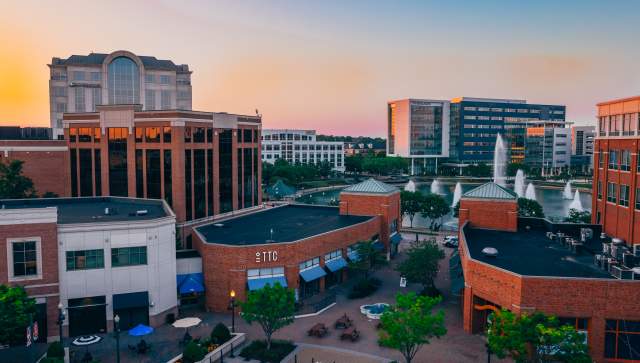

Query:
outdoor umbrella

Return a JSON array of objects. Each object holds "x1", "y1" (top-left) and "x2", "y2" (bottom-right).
[
  {"x1": 128, "y1": 324, "x2": 154, "y2": 337},
  {"x1": 172, "y1": 317, "x2": 202, "y2": 329}
]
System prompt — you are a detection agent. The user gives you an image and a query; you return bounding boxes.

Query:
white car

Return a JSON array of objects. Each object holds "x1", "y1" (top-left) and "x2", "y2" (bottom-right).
[{"x1": 444, "y1": 235, "x2": 459, "y2": 248}]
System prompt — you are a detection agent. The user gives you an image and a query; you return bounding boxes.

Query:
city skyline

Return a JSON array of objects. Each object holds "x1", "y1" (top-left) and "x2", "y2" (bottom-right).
[{"x1": 1, "y1": 0, "x2": 639, "y2": 136}]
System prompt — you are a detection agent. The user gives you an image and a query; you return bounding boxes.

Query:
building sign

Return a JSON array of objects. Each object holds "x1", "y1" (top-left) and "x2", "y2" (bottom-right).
[
  {"x1": 400, "y1": 276, "x2": 407, "y2": 288},
  {"x1": 255, "y1": 251, "x2": 278, "y2": 263}
]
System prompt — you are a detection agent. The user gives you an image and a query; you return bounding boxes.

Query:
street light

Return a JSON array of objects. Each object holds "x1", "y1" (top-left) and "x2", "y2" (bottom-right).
[
  {"x1": 114, "y1": 315, "x2": 121, "y2": 363},
  {"x1": 57, "y1": 302, "x2": 65, "y2": 344},
  {"x1": 229, "y1": 290, "x2": 236, "y2": 334}
]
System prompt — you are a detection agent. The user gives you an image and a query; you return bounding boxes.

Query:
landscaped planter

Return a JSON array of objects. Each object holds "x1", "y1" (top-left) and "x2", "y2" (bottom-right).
[{"x1": 166, "y1": 332, "x2": 246, "y2": 363}]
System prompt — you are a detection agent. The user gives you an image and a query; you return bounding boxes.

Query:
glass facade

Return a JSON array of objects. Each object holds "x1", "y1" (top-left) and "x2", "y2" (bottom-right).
[
  {"x1": 193, "y1": 149, "x2": 206, "y2": 219},
  {"x1": 107, "y1": 57, "x2": 140, "y2": 105},
  {"x1": 243, "y1": 148, "x2": 253, "y2": 208},
  {"x1": 135, "y1": 149, "x2": 144, "y2": 198},
  {"x1": 207, "y1": 149, "x2": 214, "y2": 216},
  {"x1": 70, "y1": 149, "x2": 78, "y2": 197},
  {"x1": 146, "y1": 149, "x2": 161, "y2": 199},
  {"x1": 163, "y1": 150, "x2": 172, "y2": 206},
  {"x1": 185, "y1": 150, "x2": 192, "y2": 220},
  {"x1": 79, "y1": 149, "x2": 93, "y2": 196},
  {"x1": 409, "y1": 102, "x2": 443, "y2": 156},
  {"x1": 219, "y1": 130, "x2": 233, "y2": 213},
  {"x1": 108, "y1": 128, "x2": 128, "y2": 197},
  {"x1": 94, "y1": 149, "x2": 101, "y2": 196}
]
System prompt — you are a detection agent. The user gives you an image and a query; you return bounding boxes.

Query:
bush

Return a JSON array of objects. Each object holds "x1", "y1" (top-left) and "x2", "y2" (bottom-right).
[
  {"x1": 419, "y1": 286, "x2": 442, "y2": 298},
  {"x1": 47, "y1": 341, "x2": 65, "y2": 358},
  {"x1": 347, "y1": 278, "x2": 381, "y2": 299},
  {"x1": 210, "y1": 322, "x2": 231, "y2": 345},
  {"x1": 41, "y1": 358, "x2": 63, "y2": 363},
  {"x1": 165, "y1": 313, "x2": 176, "y2": 325},
  {"x1": 182, "y1": 341, "x2": 207, "y2": 363},
  {"x1": 239, "y1": 340, "x2": 296, "y2": 363}
]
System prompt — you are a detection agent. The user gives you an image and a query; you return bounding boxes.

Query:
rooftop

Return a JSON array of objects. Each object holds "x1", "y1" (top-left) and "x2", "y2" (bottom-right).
[
  {"x1": 0, "y1": 197, "x2": 169, "y2": 224},
  {"x1": 196, "y1": 204, "x2": 373, "y2": 246},
  {"x1": 463, "y1": 226, "x2": 611, "y2": 279},
  {"x1": 463, "y1": 182, "x2": 517, "y2": 200},
  {"x1": 51, "y1": 52, "x2": 187, "y2": 71},
  {"x1": 341, "y1": 178, "x2": 398, "y2": 195}
]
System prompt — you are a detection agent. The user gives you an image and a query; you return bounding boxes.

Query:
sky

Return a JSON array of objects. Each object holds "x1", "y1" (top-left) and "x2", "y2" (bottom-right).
[{"x1": 0, "y1": 0, "x2": 639, "y2": 137}]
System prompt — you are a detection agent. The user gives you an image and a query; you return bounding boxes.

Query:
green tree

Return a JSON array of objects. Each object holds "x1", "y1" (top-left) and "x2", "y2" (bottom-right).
[
  {"x1": 564, "y1": 209, "x2": 591, "y2": 224},
  {"x1": 240, "y1": 283, "x2": 295, "y2": 350},
  {"x1": 378, "y1": 293, "x2": 447, "y2": 363},
  {"x1": 421, "y1": 194, "x2": 450, "y2": 231},
  {"x1": 182, "y1": 341, "x2": 207, "y2": 363},
  {"x1": 401, "y1": 191, "x2": 424, "y2": 228},
  {"x1": 348, "y1": 240, "x2": 388, "y2": 280},
  {"x1": 488, "y1": 310, "x2": 590, "y2": 363},
  {"x1": 345, "y1": 154, "x2": 364, "y2": 174},
  {"x1": 507, "y1": 163, "x2": 531, "y2": 177},
  {"x1": 210, "y1": 322, "x2": 232, "y2": 344},
  {"x1": 518, "y1": 198, "x2": 545, "y2": 218},
  {"x1": 0, "y1": 285, "x2": 37, "y2": 346},
  {"x1": 0, "y1": 160, "x2": 36, "y2": 199},
  {"x1": 317, "y1": 160, "x2": 333, "y2": 178},
  {"x1": 395, "y1": 239, "x2": 444, "y2": 294},
  {"x1": 466, "y1": 163, "x2": 492, "y2": 177}
]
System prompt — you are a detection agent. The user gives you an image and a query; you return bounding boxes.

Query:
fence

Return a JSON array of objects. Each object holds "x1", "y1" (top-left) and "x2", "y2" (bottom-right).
[{"x1": 166, "y1": 332, "x2": 245, "y2": 363}]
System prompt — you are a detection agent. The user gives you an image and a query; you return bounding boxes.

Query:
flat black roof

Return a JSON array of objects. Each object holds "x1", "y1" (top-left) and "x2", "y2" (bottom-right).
[
  {"x1": 196, "y1": 204, "x2": 373, "y2": 246},
  {"x1": 463, "y1": 226, "x2": 611, "y2": 279},
  {"x1": 0, "y1": 197, "x2": 169, "y2": 224}
]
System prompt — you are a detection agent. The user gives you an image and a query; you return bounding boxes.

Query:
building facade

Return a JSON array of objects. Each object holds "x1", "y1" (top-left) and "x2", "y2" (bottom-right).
[
  {"x1": 49, "y1": 50, "x2": 193, "y2": 139},
  {"x1": 524, "y1": 125, "x2": 572, "y2": 174},
  {"x1": 261, "y1": 129, "x2": 344, "y2": 172},
  {"x1": 0, "y1": 197, "x2": 177, "y2": 341},
  {"x1": 387, "y1": 99, "x2": 450, "y2": 174},
  {"x1": 572, "y1": 125, "x2": 596, "y2": 172},
  {"x1": 592, "y1": 96, "x2": 640, "y2": 248}
]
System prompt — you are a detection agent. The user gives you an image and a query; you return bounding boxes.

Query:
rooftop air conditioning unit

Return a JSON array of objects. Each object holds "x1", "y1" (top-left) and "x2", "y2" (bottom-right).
[
  {"x1": 633, "y1": 268, "x2": 640, "y2": 280},
  {"x1": 603, "y1": 243, "x2": 611, "y2": 256},
  {"x1": 623, "y1": 253, "x2": 637, "y2": 268},
  {"x1": 580, "y1": 228, "x2": 593, "y2": 240},
  {"x1": 611, "y1": 265, "x2": 634, "y2": 280},
  {"x1": 634, "y1": 245, "x2": 640, "y2": 257},
  {"x1": 600, "y1": 232, "x2": 607, "y2": 239},
  {"x1": 612, "y1": 238, "x2": 625, "y2": 245}
]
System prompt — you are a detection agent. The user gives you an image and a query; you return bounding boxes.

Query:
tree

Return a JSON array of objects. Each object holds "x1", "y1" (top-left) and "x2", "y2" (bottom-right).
[
  {"x1": 317, "y1": 160, "x2": 333, "y2": 178},
  {"x1": 240, "y1": 283, "x2": 295, "y2": 350},
  {"x1": 345, "y1": 154, "x2": 364, "y2": 174},
  {"x1": 0, "y1": 285, "x2": 37, "y2": 346},
  {"x1": 565, "y1": 209, "x2": 591, "y2": 224},
  {"x1": 507, "y1": 163, "x2": 531, "y2": 177},
  {"x1": 210, "y1": 322, "x2": 232, "y2": 344},
  {"x1": 395, "y1": 239, "x2": 444, "y2": 294},
  {"x1": 421, "y1": 194, "x2": 450, "y2": 231},
  {"x1": 401, "y1": 191, "x2": 424, "y2": 228},
  {"x1": 517, "y1": 198, "x2": 545, "y2": 218},
  {"x1": 0, "y1": 160, "x2": 36, "y2": 199},
  {"x1": 378, "y1": 293, "x2": 447, "y2": 363},
  {"x1": 466, "y1": 163, "x2": 492, "y2": 177},
  {"x1": 347, "y1": 240, "x2": 388, "y2": 280},
  {"x1": 182, "y1": 341, "x2": 207, "y2": 363},
  {"x1": 488, "y1": 310, "x2": 590, "y2": 363}
]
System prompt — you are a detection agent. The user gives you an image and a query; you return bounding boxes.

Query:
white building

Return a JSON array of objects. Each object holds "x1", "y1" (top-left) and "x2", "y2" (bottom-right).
[
  {"x1": 387, "y1": 99, "x2": 450, "y2": 175},
  {"x1": 261, "y1": 129, "x2": 345, "y2": 172},
  {"x1": 48, "y1": 50, "x2": 192, "y2": 139}
]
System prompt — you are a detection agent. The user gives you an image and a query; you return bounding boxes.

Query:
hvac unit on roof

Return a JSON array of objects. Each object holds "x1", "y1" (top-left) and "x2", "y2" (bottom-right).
[
  {"x1": 634, "y1": 245, "x2": 640, "y2": 257},
  {"x1": 603, "y1": 243, "x2": 611, "y2": 256},
  {"x1": 611, "y1": 265, "x2": 634, "y2": 280},
  {"x1": 622, "y1": 252, "x2": 637, "y2": 268},
  {"x1": 633, "y1": 267, "x2": 640, "y2": 280}
]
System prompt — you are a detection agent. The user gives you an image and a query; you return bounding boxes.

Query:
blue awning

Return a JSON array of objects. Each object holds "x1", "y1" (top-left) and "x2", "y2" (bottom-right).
[
  {"x1": 347, "y1": 250, "x2": 359, "y2": 261},
  {"x1": 325, "y1": 257, "x2": 348, "y2": 272},
  {"x1": 299, "y1": 265, "x2": 327, "y2": 282},
  {"x1": 390, "y1": 232, "x2": 402, "y2": 246},
  {"x1": 177, "y1": 273, "x2": 205, "y2": 294},
  {"x1": 372, "y1": 240, "x2": 384, "y2": 251},
  {"x1": 247, "y1": 276, "x2": 288, "y2": 291}
]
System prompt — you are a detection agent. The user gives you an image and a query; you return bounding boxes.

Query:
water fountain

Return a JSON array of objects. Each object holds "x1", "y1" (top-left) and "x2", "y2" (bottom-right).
[
  {"x1": 404, "y1": 180, "x2": 416, "y2": 192},
  {"x1": 525, "y1": 183, "x2": 537, "y2": 201},
  {"x1": 452, "y1": 182, "x2": 462, "y2": 207},
  {"x1": 430, "y1": 179, "x2": 442, "y2": 194},
  {"x1": 493, "y1": 134, "x2": 507, "y2": 186},
  {"x1": 568, "y1": 190, "x2": 584, "y2": 211},
  {"x1": 563, "y1": 181, "x2": 573, "y2": 199},
  {"x1": 514, "y1": 169, "x2": 525, "y2": 198}
]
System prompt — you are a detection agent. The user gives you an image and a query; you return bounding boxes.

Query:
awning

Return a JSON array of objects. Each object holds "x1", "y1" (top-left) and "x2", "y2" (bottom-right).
[
  {"x1": 325, "y1": 257, "x2": 348, "y2": 272},
  {"x1": 347, "y1": 250, "x2": 359, "y2": 261},
  {"x1": 372, "y1": 241, "x2": 384, "y2": 251},
  {"x1": 390, "y1": 232, "x2": 402, "y2": 246},
  {"x1": 177, "y1": 273, "x2": 205, "y2": 294},
  {"x1": 247, "y1": 276, "x2": 288, "y2": 291},
  {"x1": 113, "y1": 291, "x2": 149, "y2": 310},
  {"x1": 299, "y1": 266, "x2": 327, "y2": 282}
]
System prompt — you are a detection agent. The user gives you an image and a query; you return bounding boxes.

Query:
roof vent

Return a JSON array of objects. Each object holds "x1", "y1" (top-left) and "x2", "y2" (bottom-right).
[
  {"x1": 136, "y1": 210, "x2": 148, "y2": 216},
  {"x1": 213, "y1": 223, "x2": 224, "y2": 228},
  {"x1": 482, "y1": 247, "x2": 499, "y2": 257},
  {"x1": 104, "y1": 207, "x2": 110, "y2": 215},
  {"x1": 612, "y1": 238, "x2": 624, "y2": 245}
]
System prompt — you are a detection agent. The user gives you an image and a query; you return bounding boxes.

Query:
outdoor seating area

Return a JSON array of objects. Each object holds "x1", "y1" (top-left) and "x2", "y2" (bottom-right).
[{"x1": 306, "y1": 313, "x2": 360, "y2": 342}]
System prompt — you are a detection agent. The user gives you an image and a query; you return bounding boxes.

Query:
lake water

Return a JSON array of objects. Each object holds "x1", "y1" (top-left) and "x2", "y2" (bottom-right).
[{"x1": 295, "y1": 182, "x2": 593, "y2": 230}]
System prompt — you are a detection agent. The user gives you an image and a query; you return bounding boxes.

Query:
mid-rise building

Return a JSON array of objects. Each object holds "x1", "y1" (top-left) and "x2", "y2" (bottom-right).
[
  {"x1": 387, "y1": 99, "x2": 450, "y2": 174},
  {"x1": 344, "y1": 141, "x2": 386, "y2": 156},
  {"x1": 592, "y1": 95, "x2": 640, "y2": 247},
  {"x1": 49, "y1": 50, "x2": 193, "y2": 139},
  {"x1": 571, "y1": 125, "x2": 596, "y2": 172},
  {"x1": 261, "y1": 129, "x2": 344, "y2": 172},
  {"x1": 524, "y1": 125, "x2": 571, "y2": 175}
]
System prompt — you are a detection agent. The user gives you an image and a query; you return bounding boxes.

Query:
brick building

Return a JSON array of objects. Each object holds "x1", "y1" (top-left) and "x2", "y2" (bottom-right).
[
  {"x1": 192, "y1": 179, "x2": 401, "y2": 312},
  {"x1": 457, "y1": 182, "x2": 640, "y2": 362},
  {"x1": 592, "y1": 95, "x2": 640, "y2": 248}
]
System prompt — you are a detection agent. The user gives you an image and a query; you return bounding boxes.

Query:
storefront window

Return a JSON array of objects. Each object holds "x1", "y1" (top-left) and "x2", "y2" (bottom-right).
[{"x1": 299, "y1": 257, "x2": 320, "y2": 271}]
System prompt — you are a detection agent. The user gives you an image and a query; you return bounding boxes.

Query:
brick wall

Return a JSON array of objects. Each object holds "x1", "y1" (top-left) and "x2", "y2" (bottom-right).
[
  {"x1": 459, "y1": 198, "x2": 518, "y2": 232},
  {"x1": 339, "y1": 191, "x2": 401, "y2": 251}
]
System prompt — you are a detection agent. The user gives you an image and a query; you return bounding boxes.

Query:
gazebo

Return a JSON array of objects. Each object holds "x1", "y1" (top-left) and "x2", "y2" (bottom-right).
[{"x1": 265, "y1": 179, "x2": 297, "y2": 200}]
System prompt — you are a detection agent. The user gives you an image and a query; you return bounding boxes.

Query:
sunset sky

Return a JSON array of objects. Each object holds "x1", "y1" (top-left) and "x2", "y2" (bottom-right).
[{"x1": 1, "y1": 0, "x2": 639, "y2": 136}]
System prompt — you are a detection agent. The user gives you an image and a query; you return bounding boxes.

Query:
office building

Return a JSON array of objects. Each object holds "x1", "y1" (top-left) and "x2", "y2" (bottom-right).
[
  {"x1": 524, "y1": 126, "x2": 572, "y2": 175},
  {"x1": 456, "y1": 182, "x2": 640, "y2": 362},
  {"x1": 571, "y1": 125, "x2": 596, "y2": 172},
  {"x1": 49, "y1": 50, "x2": 193, "y2": 139},
  {"x1": 387, "y1": 99, "x2": 450, "y2": 174},
  {"x1": 261, "y1": 129, "x2": 344, "y2": 172},
  {"x1": 0, "y1": 197, "x2": 177, "y2": 341},
  {"x1": 592, "y1": 95, "x2": 640, "y2": 247}
]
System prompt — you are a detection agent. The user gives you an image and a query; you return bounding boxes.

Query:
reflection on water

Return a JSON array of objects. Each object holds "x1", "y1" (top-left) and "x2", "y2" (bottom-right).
[{"x1": 295, "y1": 182, "x2": 592, "y2": 229}]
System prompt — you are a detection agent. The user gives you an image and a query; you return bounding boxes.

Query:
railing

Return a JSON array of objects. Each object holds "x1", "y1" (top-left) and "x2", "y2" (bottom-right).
[{"x1": 166, "y1": 332, "x2": 245, "y2": 363}]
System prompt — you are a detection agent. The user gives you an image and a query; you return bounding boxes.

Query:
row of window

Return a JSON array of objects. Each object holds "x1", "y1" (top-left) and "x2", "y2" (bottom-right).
[
  {"x1": 598, "y1": 113, "x2": 640, "y2": 136},
  {"x1": 69, "y1": 126, "x2": 258, "y2": 145},
  {"x1": 262, "y1": 133, "x2": 313, "y2": 141},
  {"x1": 462, "y1": 124, "x2": 503, "y2": 129},
  {"x1": 599, "y1": 181, "x2": 639, "y2": 209},
  {"x1": 72, "y1": 71, "x2": 101, "y2": 82},
  {"x1": 263, "y1": 144, "x2": 343, "y2": 151},
  {"x1": 463, "y1": 107, "x2": 563, "y2": 114},
  {"x1": 66, "y1": 247, "x2": 148, "y2": 271},
  {"x1": 599, "y1": 150, "x2": 638, "y2": 172},
  {"x1": 145, "y1": 74, "x2": 173, "y2": 85}
]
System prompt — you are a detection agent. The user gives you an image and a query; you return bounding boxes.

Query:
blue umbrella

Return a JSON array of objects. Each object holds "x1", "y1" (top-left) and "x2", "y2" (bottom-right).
[{"x1": 128, "y1": 324, "x2": 154, "y2": 337}]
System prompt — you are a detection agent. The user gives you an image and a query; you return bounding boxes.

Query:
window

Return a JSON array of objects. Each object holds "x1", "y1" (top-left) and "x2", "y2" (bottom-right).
[
  {"x1": 52, "y1": 86, "x2": 67, "y2": 97},
  {"x1": 638, "y1": 153, "x2": 640, "y2": 173},
  {"x1": 299, "y1": 257, "x2": 320, "y2": 271},
  {"x1": 621, "y1": 150, "x2": 631, "y2": 171},
  {"x1": 145, "y1": 90, "x2": 155, "y2": 110},
  {"x1": 111, "y1": 247, "x2": 147, "y2": 267},
  {"x1": 608, "y1": 150, "x2": 618, "y2": 170},
  {"x1": 159, "y1": 75, "x2": 171, "y2": 85},
  {"x1": 145, "y1": 74, "x2": 155, "y2": 83},
  {"x1": 597, "y1": 181, "x2": 602, "y2": 200},
  {"x1": 247, "y1": 267, "x2": 285, "y2": 279},
  {"x1": 599, "y1": 150, "x2": 604, "y2": 169},
  {"x1": 193, "y1": 128, "x2": 205, "y2": 143},
  {"x1": 145, "y1": 127, "x2": 160, "y2": 143},
  {"x1": 91, "y1": 88, "x2": 101, "y2": 111},
  {"x1": 108, "y1": 56, "x2": 140, "y2": 104},
  {"x1": 620, "y1": 185, "x2": 630, "y2": 207},
  {"x1": 56, "y1": 103, "x2": 67, "y2": 113},
  {"x1": 605, "y1": 320, "x2": 640, "y2": 360},
  {"x1": 108, "y1": 127, "x2": 129, "y2": 197},
  {"x1": 75, "y1": 88, "x2": 85, "y2": 112},
  {"x1": 90, "y1": 72, "x2": 101, "y2": 82},
  {"x1": 135, "y1": 127, "x2": 143, "y2": 142},
  {"x1": 161, "y1": 90, "x2": 171, "y2": 109},
  {"x1": 78, "y1": 128, "x2": 92, "y2": 142},
  {"x1": 73, "y1": 71, "x2": 85, "y2": 81},
  {"x1": 163, "y1": 127, "x2": 171, "y2": 143},
  {"x1": 325, "y1": 249, "x2": 342, "y2": 262},
  {"x1": 607, "y1": 182, "x2": 617, "y2": 203},
  {"x1": 637, "y1": 188, "x2": 640, "y2": 210},
  {"x1": 9, "y1": 239, "x2": 40, "y2": 279},
  {"x1": 66, "y1": 249, "x2": 104, "y2": 270}
]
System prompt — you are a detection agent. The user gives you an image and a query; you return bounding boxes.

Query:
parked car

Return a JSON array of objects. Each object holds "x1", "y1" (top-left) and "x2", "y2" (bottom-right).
[{"x1": 443, "y1": 235, "x2": 458, "y2": 248}]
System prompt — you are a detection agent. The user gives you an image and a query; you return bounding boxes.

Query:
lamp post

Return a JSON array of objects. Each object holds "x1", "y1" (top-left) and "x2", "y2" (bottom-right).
[
  {"x1": 114, "y1": 314, "x2": 121, "y2": 363},
  {"x1": 57, "y1": 302, "x2": 65, "y2": 344},
  {"x1": 229, "y1": 290, "x2": 237, "y2": 333},
  {"x1": 485, "y1": 343, "x2": 492, "y2": 363}
]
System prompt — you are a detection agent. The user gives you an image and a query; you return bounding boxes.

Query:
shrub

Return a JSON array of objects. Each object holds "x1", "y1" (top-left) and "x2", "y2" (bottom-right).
[
  {"x1": 210, "y1": 323, "x2": 231, "y2": 345},
  {"x1": 47, "y1": 341, "x2": 65, "y2": 358},
  {"x1": 182, "y1": 341, "x2": 207, "y2": 363},
  {"x1": 347, "y1": 278, "x2": 381, "y2": 299},
  {"x1": 419, "y1": 285, "x2": 442, "y2": 298},
  {"x1": 165, "y1": 313, "x2": 176, "y2": 325},
  {"x1": 239, "y1": 340, "x2": 295, "y2": 363},
  {"x1": 41, "y1": 358, "x2": 63, "y2": 363}
]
